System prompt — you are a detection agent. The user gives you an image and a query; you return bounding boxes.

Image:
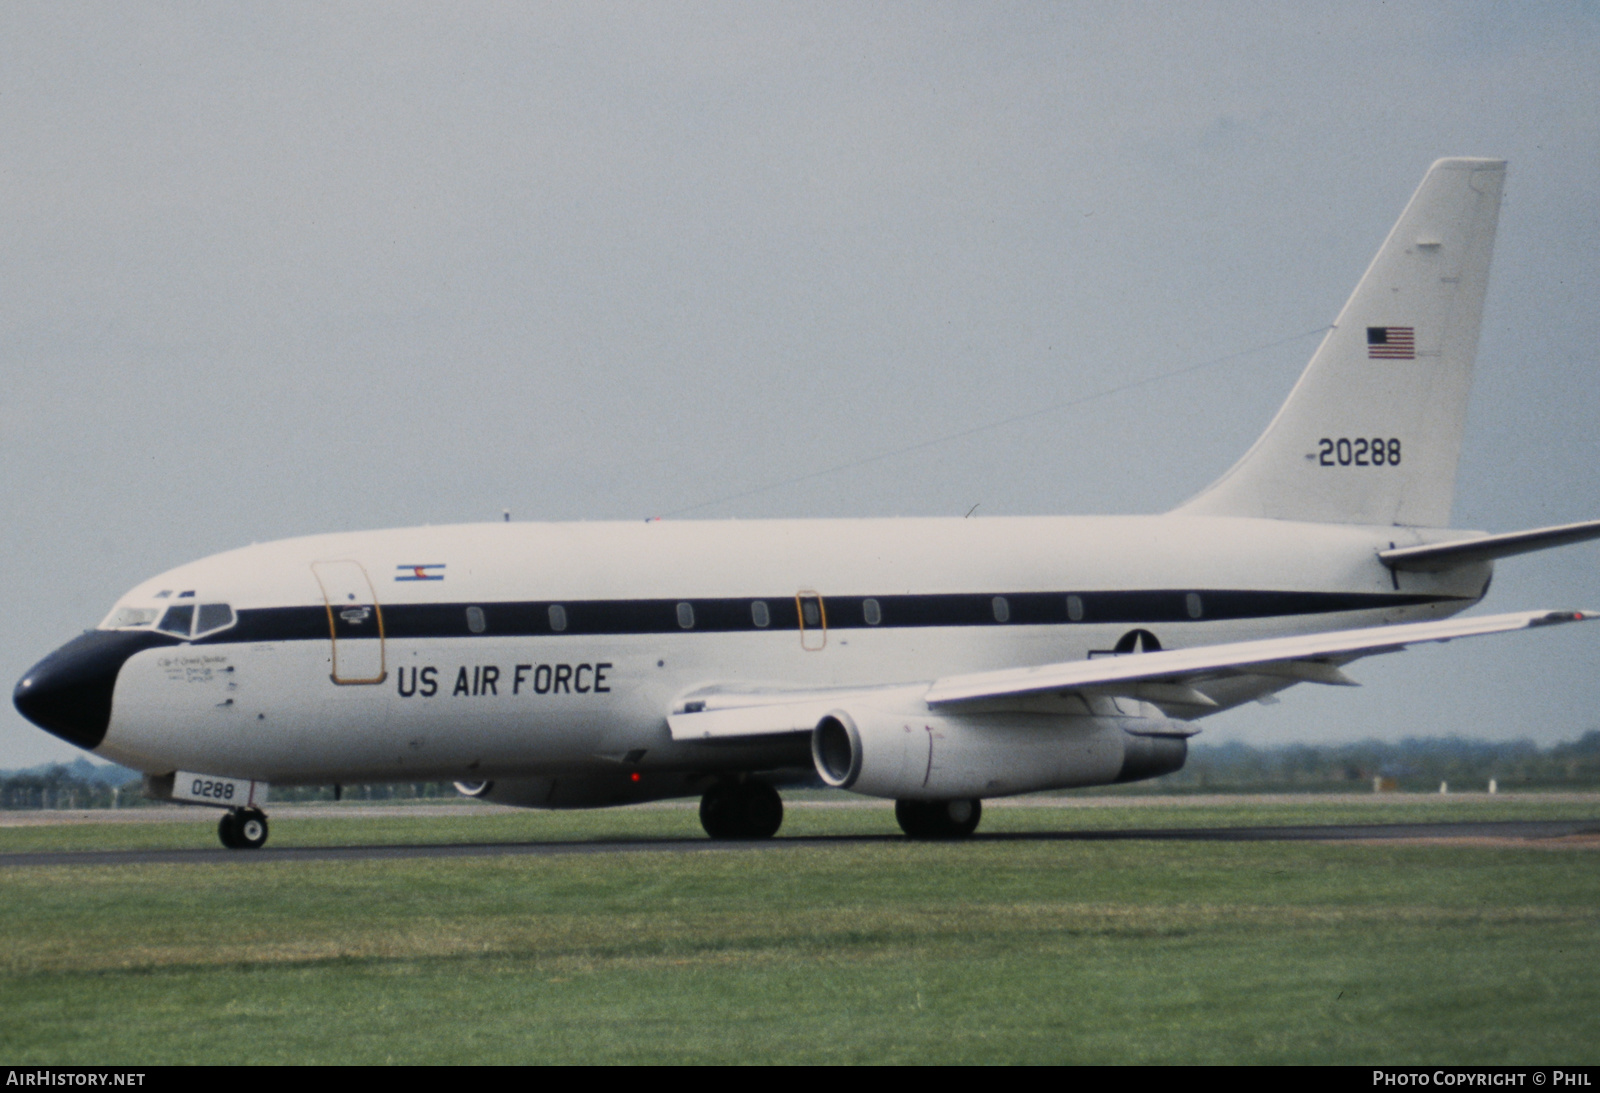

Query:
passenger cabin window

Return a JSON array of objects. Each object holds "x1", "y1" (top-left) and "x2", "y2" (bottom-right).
[
  {"x1": 1185, "y1": 592, "x2": 1204, "y2": 619},
  {"x1": 1066, "y1": 594, "x2": 1085, "y2": 621},
  {"x1": 801, "y1": 599, "x2": 822, "y2": 628},
  {"x1": 862, "y1": 598, "x2": 882, "y2": 626},
  {"x1": 750, "y1": 600, "x2": 770, "y2": 628},
  {"x1": 465, "y1": 606, "x2": 487, "y2": 634},
  {"x1": 677, "y1": 602, "x2": 695, "y2": 629},
  {"x1": 992, "y1": 596, "x2": 1011, "y2": 623},
  {"x1": 548, "y1": 604, "x2": 568, "y2": 632}
]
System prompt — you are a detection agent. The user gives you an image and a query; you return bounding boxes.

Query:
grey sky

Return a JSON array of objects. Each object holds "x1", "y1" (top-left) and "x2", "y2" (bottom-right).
[{"x1": 4, "y1": 3, "x2": 1598, "y2": 767}]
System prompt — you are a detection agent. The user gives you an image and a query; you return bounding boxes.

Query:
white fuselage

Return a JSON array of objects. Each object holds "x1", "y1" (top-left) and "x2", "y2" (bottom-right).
[{"x1": 89, "y1": 514, "x2": 1487, "y2": 784}]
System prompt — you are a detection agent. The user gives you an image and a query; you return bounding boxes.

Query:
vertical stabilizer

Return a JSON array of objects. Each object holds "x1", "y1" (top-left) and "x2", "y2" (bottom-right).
[{"x1": 1176, "y1": 158, "x2": 1504, "y2": 527}]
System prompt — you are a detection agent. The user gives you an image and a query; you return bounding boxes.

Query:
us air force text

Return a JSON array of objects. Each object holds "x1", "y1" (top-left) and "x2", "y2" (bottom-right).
[{"x1": 395, "y1": 663, "x2": 613, "y2": 698}]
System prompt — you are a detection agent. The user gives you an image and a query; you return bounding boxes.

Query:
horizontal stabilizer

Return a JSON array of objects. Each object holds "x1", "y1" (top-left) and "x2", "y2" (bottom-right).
[
  {"x1": 923, "y1": 610, "x2": 1591, "y2": 706},
  {"x1": 1380, "y1": 519, "x2": 1600, "y2": 571}
]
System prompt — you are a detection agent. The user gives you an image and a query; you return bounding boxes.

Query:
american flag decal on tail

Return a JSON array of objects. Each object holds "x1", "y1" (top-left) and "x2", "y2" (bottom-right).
[{"x1": 1367, "y1": 326, "x2": 1415, "y2": 359}]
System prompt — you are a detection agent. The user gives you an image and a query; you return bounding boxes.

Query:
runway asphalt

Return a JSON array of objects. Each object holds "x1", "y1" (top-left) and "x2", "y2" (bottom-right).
[{"x1": 2, "y1": 817, "x2": 1596, "y2": 868}]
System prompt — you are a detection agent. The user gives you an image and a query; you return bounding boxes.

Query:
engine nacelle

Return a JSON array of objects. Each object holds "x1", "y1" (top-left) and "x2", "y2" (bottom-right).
[
  {"x1": 811, "y1": 706, "x2": 1190, "y2": 800},
  {"x1": 452, "y1": 769, "x2": 706, "y2": 810}
]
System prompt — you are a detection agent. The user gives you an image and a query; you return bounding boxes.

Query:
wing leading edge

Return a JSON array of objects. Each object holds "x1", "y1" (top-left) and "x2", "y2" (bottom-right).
[
  {"x1": 923, "y1": 609, "x2": 1590, "y2": 705},
  {"x1": 666, "y1": 610, "x2": 1591, "y2": 740}
]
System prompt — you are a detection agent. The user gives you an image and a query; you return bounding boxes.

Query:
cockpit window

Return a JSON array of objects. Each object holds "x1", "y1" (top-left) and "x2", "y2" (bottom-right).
[
  {"x1": 150, "y1": 602, "x2": 236, "y2": 640},
  {"x1": 194, "y1": 603, "x2": 236, "y2": 637},
  {"x1": 105, "y1": 607, "x2": 160, "y2": 629},
  {"x1": 156, "y1": 604, "x2": 195, "y2": 638}
]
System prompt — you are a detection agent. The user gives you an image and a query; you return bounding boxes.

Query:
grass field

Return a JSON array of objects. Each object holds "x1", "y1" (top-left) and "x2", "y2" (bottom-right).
[{"x1": 2, "y1": 796, "x2": 1597, "y2": 1064}]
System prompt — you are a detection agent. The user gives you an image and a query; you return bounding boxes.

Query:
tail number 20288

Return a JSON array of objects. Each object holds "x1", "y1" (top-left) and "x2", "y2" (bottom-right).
[{"x1": 1318, "y1": 437, "x2": 1401, "y2": 467}]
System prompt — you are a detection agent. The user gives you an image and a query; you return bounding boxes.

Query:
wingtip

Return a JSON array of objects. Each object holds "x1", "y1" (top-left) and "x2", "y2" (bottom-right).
[{"x1": 1529, "y1": 610, "x2": 1595, "y2": 627}]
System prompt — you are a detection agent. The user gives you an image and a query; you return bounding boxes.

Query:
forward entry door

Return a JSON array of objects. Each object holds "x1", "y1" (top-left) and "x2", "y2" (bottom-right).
[{"x1": 311, "y1": 560, "x2": 387, "y2": 684}]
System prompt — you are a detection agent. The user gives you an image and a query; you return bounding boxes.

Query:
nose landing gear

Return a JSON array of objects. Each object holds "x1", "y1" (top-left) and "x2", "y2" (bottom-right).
[{"x1": 218, "y1": 807, "x2": 270, "y2": 849}]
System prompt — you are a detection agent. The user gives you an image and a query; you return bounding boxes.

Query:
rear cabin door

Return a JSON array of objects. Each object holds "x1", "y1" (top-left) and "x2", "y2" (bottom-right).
[{"x1": 311, "y1": 560, "x2": 387, "y2": 684}]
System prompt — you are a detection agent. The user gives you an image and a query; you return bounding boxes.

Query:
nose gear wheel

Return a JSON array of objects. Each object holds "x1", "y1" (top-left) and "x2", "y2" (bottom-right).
[{"x1": 218, "y1": 807, "x2": 270, "y2": 850}]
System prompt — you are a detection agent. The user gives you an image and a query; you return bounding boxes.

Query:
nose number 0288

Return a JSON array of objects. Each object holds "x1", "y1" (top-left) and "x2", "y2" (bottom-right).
[{"x1": 191, "y1": 778, "x2": 237, "y2": 801}]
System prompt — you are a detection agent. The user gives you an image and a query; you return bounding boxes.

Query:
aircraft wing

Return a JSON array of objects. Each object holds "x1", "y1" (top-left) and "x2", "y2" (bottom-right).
[
  {"x1": 1379, "y1": 519, "x2": 1600, "y2": 571},
  {"x1": 667, "y1": 610, "x2": 1591, "y2": 740},
  {"x1": 923, "y1": 609, "x2": 1591, "y2": 705}
]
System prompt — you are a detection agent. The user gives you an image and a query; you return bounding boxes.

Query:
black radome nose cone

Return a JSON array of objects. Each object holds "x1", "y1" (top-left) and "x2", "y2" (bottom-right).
[{"x1": 13, "y1": 630, "x2": 172, "y2": 750}]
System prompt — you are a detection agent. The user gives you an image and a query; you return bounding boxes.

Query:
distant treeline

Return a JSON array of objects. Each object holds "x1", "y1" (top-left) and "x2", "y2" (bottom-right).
[
  {"x1": 1122, "y1": 730, "x2": 1600, "y2": 794},
  {"x1": 0, "y1": 758, "x2": 143, "y2": 810},
  {"x1": 4, "y1": 732, "x2": 1600, "y2": 809},
  {"x1": 0, "y1": 758, "x2": 459, "y2": 811}
]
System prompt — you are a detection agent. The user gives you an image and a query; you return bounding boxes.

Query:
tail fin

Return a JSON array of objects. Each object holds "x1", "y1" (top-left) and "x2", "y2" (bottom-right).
[{"x1": 1175, "y1": 158, "x2": 1505, "y2": 527}]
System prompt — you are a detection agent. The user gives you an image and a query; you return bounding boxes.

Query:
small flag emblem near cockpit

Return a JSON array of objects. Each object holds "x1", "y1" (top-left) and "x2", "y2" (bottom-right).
[
  {"x1": 1367, "y1": 326, "x2": 1415, "y2": 359},
  {"x1": 396, "y1": 564, "x2": 446, "y2": 581}
]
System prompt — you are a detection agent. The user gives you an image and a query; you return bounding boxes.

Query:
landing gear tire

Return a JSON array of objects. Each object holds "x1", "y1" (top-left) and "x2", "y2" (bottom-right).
[
  {"x1": 699, "y1": 780, "x2": 784, "y2": 840},
  {"x1": 218, "y1": 808, "x2": 269, "y2": 850},
  {"x1": 895, "y1": 798, "x2": 982, "y2": 839}
]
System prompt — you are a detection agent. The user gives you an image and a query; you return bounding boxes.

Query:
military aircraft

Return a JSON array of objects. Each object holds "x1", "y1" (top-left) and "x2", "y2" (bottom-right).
[{"x1": 15, "y1": 157, "x2": 1599, "y2": 848}]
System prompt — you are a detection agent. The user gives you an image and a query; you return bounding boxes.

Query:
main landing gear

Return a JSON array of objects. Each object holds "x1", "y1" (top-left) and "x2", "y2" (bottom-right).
[
  {"x1": 895, "y1": 798, "x2": 982, "y2": 839},
  {"x1": 218, "y1": 807, "x2": 270, "y2": 850},
  {"x1": 699, "y1": 780, "x2": 784, "y2": 840}
]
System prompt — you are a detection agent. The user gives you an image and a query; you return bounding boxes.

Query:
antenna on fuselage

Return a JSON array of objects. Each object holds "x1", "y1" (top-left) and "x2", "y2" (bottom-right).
[
  {"x1": 503, "y1": 509, "x2": 510, "y2": 523},
  {"x1": 655, "y1": 326, "x2": 1326, "y2": 518}
]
